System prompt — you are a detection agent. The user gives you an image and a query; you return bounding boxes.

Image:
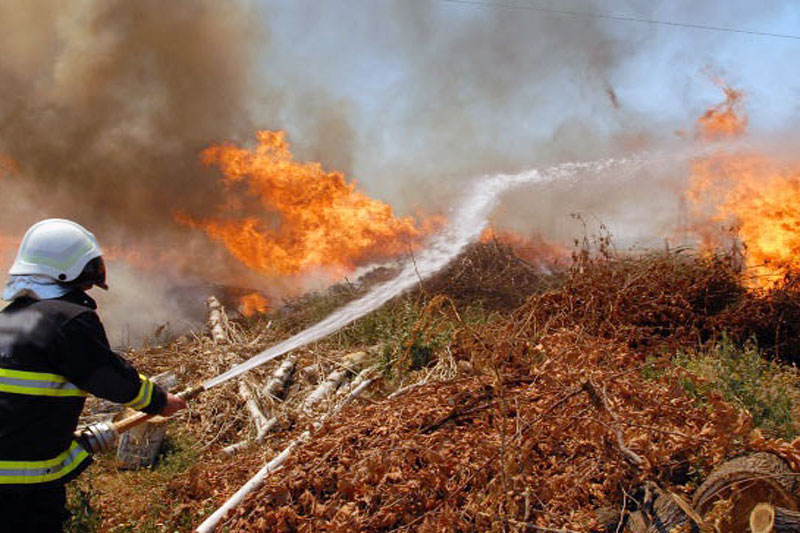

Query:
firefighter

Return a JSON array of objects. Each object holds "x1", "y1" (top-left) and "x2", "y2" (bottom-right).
[{"x1": 0, "y1": 219, "x2": 187, "y2": 532}]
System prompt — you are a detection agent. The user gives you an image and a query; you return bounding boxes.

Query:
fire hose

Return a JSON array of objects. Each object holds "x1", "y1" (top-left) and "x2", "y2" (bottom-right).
[{"x1": 76, "y1": 383, "x2": 206, "y2": 454}]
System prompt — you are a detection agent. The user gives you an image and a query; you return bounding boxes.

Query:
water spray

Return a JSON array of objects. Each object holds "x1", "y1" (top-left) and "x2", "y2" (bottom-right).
[{"x1": 84, "y1": 156, "x2": 644, "y2": 450}]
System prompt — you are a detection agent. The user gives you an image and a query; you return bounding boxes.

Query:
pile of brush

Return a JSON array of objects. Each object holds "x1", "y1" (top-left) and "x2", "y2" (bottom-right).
[
  {"x1": 219, "y1": 326, "x2": 770, "y2": 531},
  {"x1": 517, "y1": 248, "x2": 800, "y2": 363},
  {"x1": 79, "y1": 242, "x2": 800, "y2": 531},
  {"x1": 422, "y1": 240, "x2": 561, "y2": 311},
  {"x1": 212, "y1": 248, "x2": 800, "y2": 531}
]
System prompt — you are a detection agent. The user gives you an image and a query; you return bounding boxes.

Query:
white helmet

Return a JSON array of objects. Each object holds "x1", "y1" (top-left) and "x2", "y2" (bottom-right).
[{"x1": 9, "y1": 219, "x2": 103, "y2": 285}]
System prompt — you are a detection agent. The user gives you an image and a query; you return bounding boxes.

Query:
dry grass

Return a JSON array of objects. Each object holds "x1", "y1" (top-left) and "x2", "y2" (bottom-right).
[{"x1": 68, "y1": 241, "x2": 800, "y2": 532}]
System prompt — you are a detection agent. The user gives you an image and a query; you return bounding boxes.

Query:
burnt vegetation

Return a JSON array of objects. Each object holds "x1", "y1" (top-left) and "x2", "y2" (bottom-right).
[{"x1": 68, "y1": 238, "x2": 800, "y2": 532}]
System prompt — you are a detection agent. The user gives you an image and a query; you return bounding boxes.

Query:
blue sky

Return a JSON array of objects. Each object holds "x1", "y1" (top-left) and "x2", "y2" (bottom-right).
[{"x1": 255, "y1": 1, "x2": 799, "y2": 139}]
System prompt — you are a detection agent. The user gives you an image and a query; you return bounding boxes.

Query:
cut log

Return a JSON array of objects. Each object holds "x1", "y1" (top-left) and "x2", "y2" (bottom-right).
[
  {"x1": 751, "y1": 503, "x2": 800, "y2": 532},
  {"x1": 693, "y1": 452, "x2": 798, "y2": 532},
  {"x1": 303, "y1": 351, "x2": 368, "y2": 411},
  {"x1": 643, "y1": 484, "x2": 692, "y2": 533},
  {"x1": 206, "y1": 296, "x2": 228, "y2": 344},
  {"x1": 262, "y1": 356, "x2": 296, "y2": 400},
  {"x1": 336, "y1": 367, "x2": 374, "y2": 398},
  {"x1": 239, "y1": 380, "x2": 270, "y2": 439},
  {"x1": 626, "y1": 510, "x2": 647, "y2": 533},
  {"x1": 623, "y1": 483, "x2": 692, "y2": 532},
  {"x1": 299, "y1": 362, "x2": 329, "y2": 384},
  {"x1": 196, "y1": 376, "x2": 374, "y2": 533},
  {"x1": 221, "y1": 358, "x2": 297, "y2": 456}
]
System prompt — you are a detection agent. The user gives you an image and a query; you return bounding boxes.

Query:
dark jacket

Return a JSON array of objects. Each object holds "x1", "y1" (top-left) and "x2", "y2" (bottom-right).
[{"x1": 0, "y1": 291, "x2": 166, "y2": 491}]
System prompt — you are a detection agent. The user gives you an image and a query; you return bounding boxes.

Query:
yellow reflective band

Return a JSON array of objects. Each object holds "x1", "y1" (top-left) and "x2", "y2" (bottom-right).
[
  {"x1": 0, "y1": 368, "x2": 88, "y2": 398},
  {"x1": 0, "y1": 368, "x2": 69, "y2": 382},
  {"x1": 124, "y1": 374, "x2": 154, "y2": 411},
  {"x1": 0, "y1": 441, "x2": 90, "y2": 484}
]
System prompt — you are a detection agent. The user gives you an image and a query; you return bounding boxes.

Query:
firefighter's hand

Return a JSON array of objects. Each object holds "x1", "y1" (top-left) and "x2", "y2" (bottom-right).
[{"x1": 161, "y1": 393, "x2": 188, "y2": 417}]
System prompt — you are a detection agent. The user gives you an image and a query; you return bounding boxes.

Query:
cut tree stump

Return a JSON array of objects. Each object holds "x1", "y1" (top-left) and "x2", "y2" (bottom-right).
[
  {"x1": 116, "y1": 371, "x2": 178, "y2": 469},
  {"x1": 750, "y1": 502, "x2": 800, "y2": 532},
  {"x1": 116, "y1": 413, "x2": 169, "y2": 469},
  {"x1": 692, "y1": 452, "x2": 798, "y2": 532}
]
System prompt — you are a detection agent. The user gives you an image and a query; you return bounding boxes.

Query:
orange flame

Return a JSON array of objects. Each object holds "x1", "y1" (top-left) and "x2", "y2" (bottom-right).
[
  {"x1": 480, "y1": 228, "x2": 567, "y2": 270},
  {"x1": 178, "y1": 131, "x2": 441, "y2": 278},
  {"x1": 697, "y1": 83, "x2": 746, "y2": 140},
  {"x1": 239, "y1": 292, "x2": 269, "y2": 317},
  {"x1": 687, "y1": 83, "x2": 800, "y2": 286}
]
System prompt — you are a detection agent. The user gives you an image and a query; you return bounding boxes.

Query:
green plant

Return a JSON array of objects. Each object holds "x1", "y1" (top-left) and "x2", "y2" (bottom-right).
[
  {"x1": 155, "y1": 432, "x2": 200, "y2": 474},
  {"x1": 65, "y1": 483, "x2": 101, "y2": 533},
  {"x1": 675, "y1": 337, "x2": 800, "y2": 439}
]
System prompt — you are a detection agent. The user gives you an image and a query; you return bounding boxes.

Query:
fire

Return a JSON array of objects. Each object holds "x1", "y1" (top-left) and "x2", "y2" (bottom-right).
[
  {"x1": 178, "y1": 131, "x2": 441, "y2": 278},
  {"x1": 239, "y1": 292, "x2": 269, "y2": 317},
  {"x1": 687, "y1": 83, "x2": 800, "y2": 287},
  {"x1": 696, "y1": 83, "x2": 747, "y2": 140},
  {"x1": 480, "y1": 228, "x2": 567, "y2": 271}
]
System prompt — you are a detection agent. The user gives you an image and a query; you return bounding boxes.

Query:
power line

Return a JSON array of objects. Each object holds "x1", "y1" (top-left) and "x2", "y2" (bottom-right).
[{"x1": 440, "y1": 0, "x2": 800, "y2": 41}]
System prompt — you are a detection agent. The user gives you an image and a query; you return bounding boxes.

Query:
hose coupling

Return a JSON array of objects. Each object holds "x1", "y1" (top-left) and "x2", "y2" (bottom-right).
[{"x1": 77, "y1": 421, "x2": 119, "y2": 454}]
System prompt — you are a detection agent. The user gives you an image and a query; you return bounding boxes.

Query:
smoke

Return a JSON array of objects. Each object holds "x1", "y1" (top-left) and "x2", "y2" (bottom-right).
[
  {"x1": 0, "y1": 0, "x2": 794, "y2": 341},
  {"x1": 0, "y1": 0, "x2": 268, "y2": 341},
  {"x1": 258, "y1": 0, "x2": 792, "y2": 245},
  {"x1": 1, "y1": 1, "x2": 260, "y2": 222},
  {"x1": 248, "y1": 0, "x2": 667, "y2": 245}
]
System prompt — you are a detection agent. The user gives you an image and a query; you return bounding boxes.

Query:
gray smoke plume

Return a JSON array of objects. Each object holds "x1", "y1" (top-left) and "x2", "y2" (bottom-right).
[
  {"x1": 0, "y1": 0, "x2": 792, "y2": 341},
  {"x1": 0, "y1": 0, "x2": 267, "y2": 342}
]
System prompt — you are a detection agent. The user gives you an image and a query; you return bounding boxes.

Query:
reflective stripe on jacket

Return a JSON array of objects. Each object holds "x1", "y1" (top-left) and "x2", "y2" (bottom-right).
[
  {"x1": 124, "y1": 374, "x2": 155, "y2": 410},
  {"x1": 0, "y1": 441, "x2": 89, "y2": 484},
  {"x1": 0, "y1": 291, "x2": 166, "y2": 490},
  {"x1": 0, "y1": 368, "x2": 88, "y2": 397}
]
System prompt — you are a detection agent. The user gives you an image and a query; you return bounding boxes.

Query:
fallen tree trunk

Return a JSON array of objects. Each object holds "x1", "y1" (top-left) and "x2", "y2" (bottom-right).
[
  {"x1": 262, "y1": 356, "x2": 296, "y2": 400},
  {"x1": 303, "y1": 351, "x2": 367, "y2": 411},
  {"x1": 239, "y1": 380, "x2": 270, "y2": 439},
  {"x1": 220, "y1": 359, "x2": 296, "y2": 456},
  {"x1": 751, "y1": 503, "x2": 800, "y2": 532},
  {"x1": 197, "y1": 375, "x2": 375, "y2": 532}
]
